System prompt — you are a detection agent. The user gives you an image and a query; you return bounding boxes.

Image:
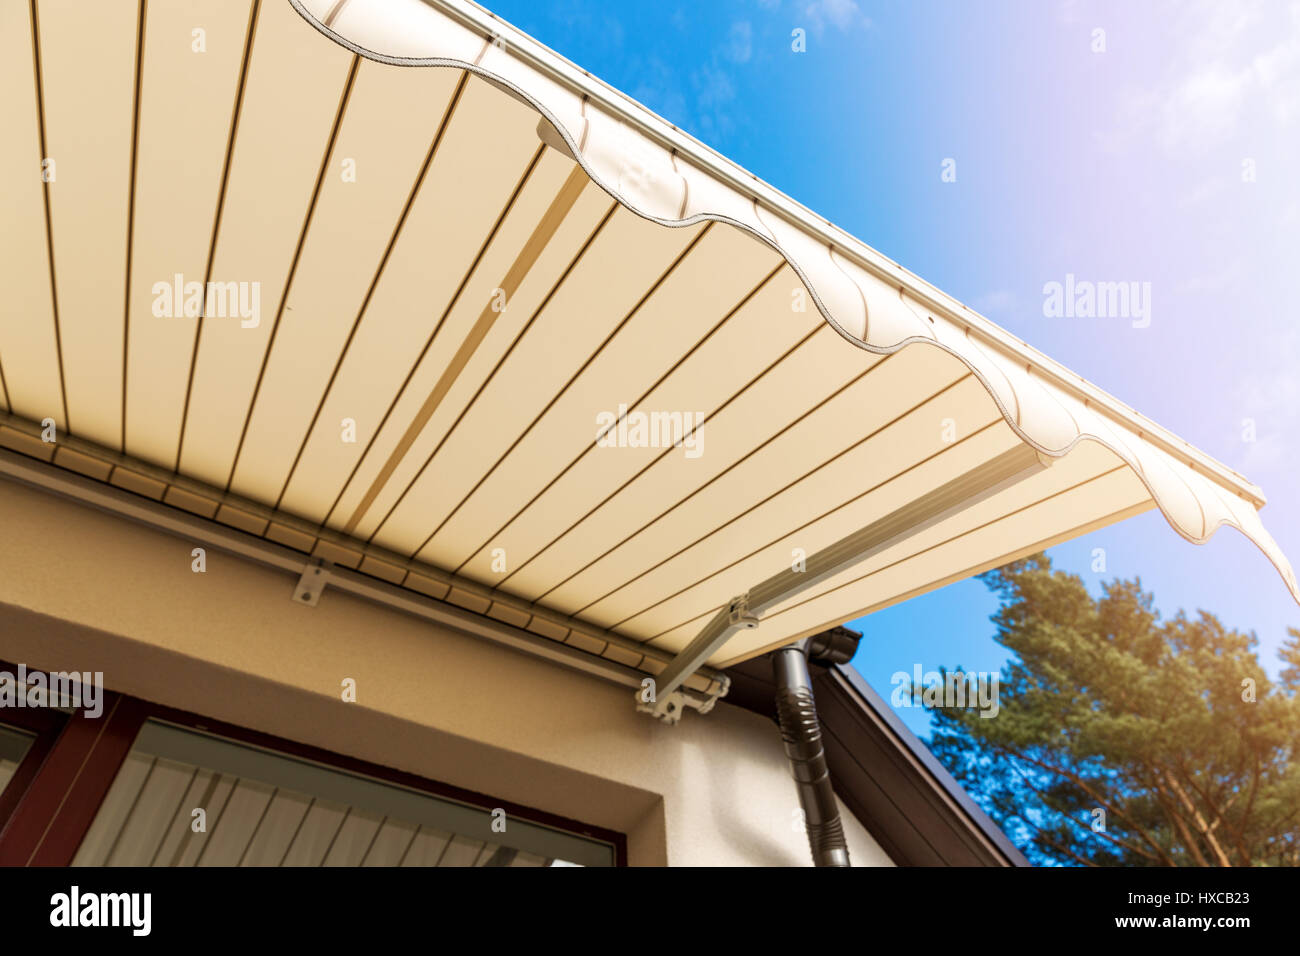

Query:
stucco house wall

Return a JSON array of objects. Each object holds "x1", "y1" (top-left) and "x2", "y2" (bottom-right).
[{"x1": 0, "y1": 479, "x2": 888, "y2": 866}]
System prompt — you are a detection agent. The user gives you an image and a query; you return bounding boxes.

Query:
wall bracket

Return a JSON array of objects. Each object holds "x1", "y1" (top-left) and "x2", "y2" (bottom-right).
[{"x1": 293, "y1": 558, "x2": 332, "y2": 607}]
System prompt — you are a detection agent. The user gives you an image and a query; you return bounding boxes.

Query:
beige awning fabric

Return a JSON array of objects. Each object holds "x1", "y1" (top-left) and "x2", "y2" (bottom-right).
[{"x1": 0, "y1": 0, "x2": 1295, "y2": 674}]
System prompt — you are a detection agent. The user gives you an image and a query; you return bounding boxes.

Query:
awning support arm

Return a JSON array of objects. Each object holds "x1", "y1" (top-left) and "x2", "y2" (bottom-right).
[{"x1": 637, "y1": 443, "x2": 1048, "y2": 721}]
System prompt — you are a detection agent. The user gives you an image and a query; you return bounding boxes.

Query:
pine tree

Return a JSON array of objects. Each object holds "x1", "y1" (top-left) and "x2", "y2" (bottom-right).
[{"x1": 928, "y1": 553, "x2": 1300, "y2": 866}]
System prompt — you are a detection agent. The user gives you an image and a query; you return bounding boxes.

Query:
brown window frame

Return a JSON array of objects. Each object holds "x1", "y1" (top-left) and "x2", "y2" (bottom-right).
[
  {"x1": 0, "y1": 703, "x2": 68, "y2": 836},
  {"x1": 0, "y1": 660, "x2": 625, "y2": 866}
]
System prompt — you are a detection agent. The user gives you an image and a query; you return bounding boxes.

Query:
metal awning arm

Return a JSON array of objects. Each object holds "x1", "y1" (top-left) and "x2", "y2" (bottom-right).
[
  {"x1": 637, "y1": 444, "x2": 1049, "y2": 721},
  {"x1": 637, "y1": 595, "x2": 759, "y2": 720}
]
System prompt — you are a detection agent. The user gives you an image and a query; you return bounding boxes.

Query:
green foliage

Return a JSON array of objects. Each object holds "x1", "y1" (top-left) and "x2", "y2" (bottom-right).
[{"x1": 929, "y1": 553, "x2": 1300, "y2": 866}]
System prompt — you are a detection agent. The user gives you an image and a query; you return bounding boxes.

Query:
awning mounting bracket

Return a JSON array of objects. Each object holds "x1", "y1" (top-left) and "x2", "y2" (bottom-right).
[{"x1": 293, "y1": 558, "x2": 332, "y2": 607}]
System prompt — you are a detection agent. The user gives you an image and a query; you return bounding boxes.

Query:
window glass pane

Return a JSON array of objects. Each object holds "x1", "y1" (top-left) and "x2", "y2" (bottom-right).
[
  {"x1": 0, "y1": 725, "x2": 36, "y2": 798},
  {"x1": 74, "y1": 720, "x2": 613, "y2": 867}
]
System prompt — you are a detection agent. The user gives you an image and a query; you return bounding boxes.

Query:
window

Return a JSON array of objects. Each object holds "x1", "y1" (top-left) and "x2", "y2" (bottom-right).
[
  {"x1": 0, "y1": 706, "x2": 67, "y2": 837},
  {"x1": 0, "y1": 725, "x2": 35, "y2": 798},
  {"x1": 74, "y1": 720, "x2": 614, "y2": 867}
]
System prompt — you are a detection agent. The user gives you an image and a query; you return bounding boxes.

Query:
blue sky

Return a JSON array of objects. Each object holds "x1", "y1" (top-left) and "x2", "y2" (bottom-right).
[{"x1": 480, "y1": 0, "x2": 1300, "y2": 737}]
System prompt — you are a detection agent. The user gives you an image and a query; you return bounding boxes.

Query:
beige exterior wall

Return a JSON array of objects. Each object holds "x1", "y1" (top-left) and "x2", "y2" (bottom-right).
[{"x1": 0, "y1": 479, "x2": 890, "y2": 866}]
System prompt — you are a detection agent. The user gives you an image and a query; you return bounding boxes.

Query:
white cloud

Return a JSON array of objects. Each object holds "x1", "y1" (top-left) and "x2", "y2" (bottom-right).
[
  {"x1": 1121, "y1": 1, "x2": 1300, "y2": 153},
  {"x1": 1177, "y1": 175, "x2": 1228, "y2": 209},
  {"x1": 803, "y1": 0, "x2": 868, "y2": 35},
  {"x1": 694, "y1": 62, "x2": 737, "y2": 113},
  {"x1": 1172, "y1": 257, "x2": 1245, "y2": 295},
  {"x1": 972, "y1": 289, "x2": 1018, "y2": 316},
  {"x1": 1234, "y1": 328, "x2": 1300, "y2": 474},
  {"x1": 725, "y1": 21, "x2": 754, "y2": 64}
]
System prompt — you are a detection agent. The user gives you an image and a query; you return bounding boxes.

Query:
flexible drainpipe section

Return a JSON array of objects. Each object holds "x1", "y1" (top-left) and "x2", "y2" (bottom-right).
[{"x1": 772, "y1": 627, "x2": 860, "y2": 867}]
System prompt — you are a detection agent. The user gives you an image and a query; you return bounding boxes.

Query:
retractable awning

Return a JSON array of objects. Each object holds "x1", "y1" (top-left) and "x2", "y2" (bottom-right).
[{"x1": 1, "y1": 0, "x2": 1295, "y2": 701}]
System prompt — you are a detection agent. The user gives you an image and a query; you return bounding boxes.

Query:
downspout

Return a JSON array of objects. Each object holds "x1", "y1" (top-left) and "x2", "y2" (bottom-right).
[{"x1": 772, "y1": 626, "x2": 860, "y2": 867}]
